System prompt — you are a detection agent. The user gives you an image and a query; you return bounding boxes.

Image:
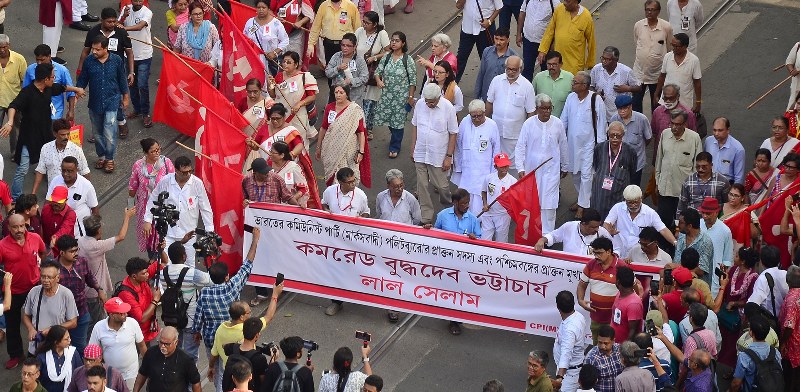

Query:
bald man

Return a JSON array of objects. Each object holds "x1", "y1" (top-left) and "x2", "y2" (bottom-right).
[{"x1": 133, "y1": 327, "x2": 201, "y2": 392}]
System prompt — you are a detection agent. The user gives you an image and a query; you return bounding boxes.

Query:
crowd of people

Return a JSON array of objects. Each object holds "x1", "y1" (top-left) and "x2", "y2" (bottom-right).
[{"x1": 0, "y1": 0, "x2": 790, "y2": 390}]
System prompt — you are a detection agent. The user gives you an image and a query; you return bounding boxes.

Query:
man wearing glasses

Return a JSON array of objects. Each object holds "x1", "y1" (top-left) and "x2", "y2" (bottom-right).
[
  {"x1": 143, "y1": 155, "x2": 214, "y2": 264},
  {"x1": 486, "y1": 55, "x2": 535, "y2": 169},
  {"x1": 89, "y1": 299, "x2": 147, "y2": 388},
  {"x1": 605, "y1": 185, "x2": 676, "y2": 259},
  {"x1": 10, "y1": 358, "x2": 46, "y2": 392},
  {"x1": 589, "y1": 122, "x2": 637, "y2": 218},
  {"x1": 134, "y1": 326, "x2": 201, "y2": 392},
  {"x1": 533, "y1": 51, "x2": 573, "y2": 117}
]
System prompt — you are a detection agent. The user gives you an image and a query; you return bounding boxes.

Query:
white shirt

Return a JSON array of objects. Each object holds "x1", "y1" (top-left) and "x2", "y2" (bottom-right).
[
  {"x1": 748, "y1": 267, "x2": 789, "y2": 318},
  {"x1": 486, "y1": 74, "x2": 536, "y2": 139},
  {"x1": 604, "y1": 202, "x2": 667, "y2": 258},
  {"x1": 520, "y1": 0, "x2": 560, "y2": 43},
  {"x1": 35, "y1": 141, "x2": 90, "y2": 184},
  {"x1": 652, "y1": 322, "x2": 674, "y2": 363},
  {"x1": 244, "y1": 17, "x2": 289, "y2": 55},
  {"x1": 144, "y1": 174, "x2": 214, "y2": 238},
  {"x1": 46, "y1": 175, "x2": 98, "y2": 237},
  {"x1": 589, "y1": 62, "x2": 640, "y2": 119},
  {"x1": 667, "y1": 0, "x2": 704, "y2": 53},
  {"x1": 375, "y1": 189, "x2": 421, "y2": 225},
  {"x1": 322, "y1": 184, "x2": 370, "y2": 217},
  {"x1": 553, "y1": 311, "x2": 586, "y2": 369},
  {"x1": 544, "y1": 221, "x2": 615, "y2": 256},
  {"x1": 89, "y1": 317, "x2": 144, "y2": 380},
  {"x1": 452, "y1": 117, "x2": 501, "y2": 195},
  {"x1": 561, "y1": 92, "x2": 607, "y2": 173},
  {"x1": 760, "y1": 137, "x2": 800, "y2": 169},
  {"x1": 460, "y1": 0, "x2": 503, "y2": 35},
  {"x1": 482, "y1": 171, "x2": 517, "y2": 216},
  {"x1": 411, "y1": 97, "x2": 459, "y2": 167},
  {"x1": 660, "y1": 51, "x2": 702, "y2": 108},
  {"x1": 629, "y1": 246, "x2": 672, "y2": 268},
  {"x1": 123, "y1": 5, "x2": 153, "y2": 60},
  {"x1": 515, "y1": 115, "x2": 568, "y2": 210}
]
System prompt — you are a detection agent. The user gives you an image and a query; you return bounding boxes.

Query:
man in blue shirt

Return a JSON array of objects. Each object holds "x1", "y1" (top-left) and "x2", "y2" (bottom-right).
[
  {"x1": 424, "y1": 188, "x2": 481, "y2": 336},
  {"x1": 704, "y1": 117, "x2": 745, "y2": 185},
  {"x1": 23, "y1": 44, "x2": 76, "y2": 122},
  {"x1": 474, "y1": 27, "x2": 517, "y2": 100},
  {"x1": 77, "y1": 35, "x2": 129, "y2": 175},
  {"x1": 731, "y1": 315, "x2": 782, "y2": 392}
]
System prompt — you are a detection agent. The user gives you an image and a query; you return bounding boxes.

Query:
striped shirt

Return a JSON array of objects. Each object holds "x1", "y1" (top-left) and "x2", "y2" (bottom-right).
[{"x1": 580, "y1": 258, "x2": 626, "y2": 323}]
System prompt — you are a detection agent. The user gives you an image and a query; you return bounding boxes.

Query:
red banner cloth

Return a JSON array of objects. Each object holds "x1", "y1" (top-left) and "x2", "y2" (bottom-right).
[
  {"x1": 229, "y1": 0, "x2": 256, "y2": 32},
  {"x1": 152, "y1": 49, "x2": 215, "y2": 137},
  {"x1": 219, "y1": 9, "x2": 266, "y2": 104},
  {"x1": 195, "y1": 80, "x2": 251, "y2": 132},
  {"x1": 723, "y1": 209, "x2": 751, "y2": 248},
  {"x1": 495, "y1": 171, "x2": 542, "y2": 246}
]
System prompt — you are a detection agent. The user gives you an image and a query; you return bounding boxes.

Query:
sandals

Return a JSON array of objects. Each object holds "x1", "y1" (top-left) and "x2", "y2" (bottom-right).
[
  {"x1": 367, "y1": 131, "x2": 374, "y2": 141},
  {"x1": 95, "y1": 158, "x2": 106, "y2": 169},
  {"x1": 118, "y1": 123, "x2": 129, "y2": 140},
  {"x1": 388, "y1": 151, "x2": 398, "y2": 159},
  {"x1": 143, "y1": 115, "x2": 153, "y2": 128},
  {"x1": 104, "y1": 160, "x2": 115, "y2": 173},
  {"x1": 249, "y1": 295, "x2": 268, "y2": 307}
]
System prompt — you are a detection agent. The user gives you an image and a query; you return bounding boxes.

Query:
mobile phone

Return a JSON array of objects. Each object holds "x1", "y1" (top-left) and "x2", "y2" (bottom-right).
[
  {"x1": 793, "y1": 194, "x2": 800, "y2": 203},
  {"x1": 646, "y1": 319, "x2": 657, "y2": 336},
  {"x1": 634, "y1": 349, "x2": 649, "y2": 357},
  {"x1": 650, "y1": 280, "x2": 660, "y2": 296},
  {"x1": 275, "y1": 273, "x2": 284, "y2": 286},
  {"x1": 664, "y1": 269, "x2": 674, "y2": 286},
  {"x1": 714, "y1": 267, "x2": 726, "y2": 280},
  {"x1": 127, "y1": 197, "x2": 135, "y2": 209},
  {"x1": 244, "y1": 223, "x2": 254, "y2": 233},
  {"x1": 355, "y1": 330, "x2": 371, "y2": 342}
]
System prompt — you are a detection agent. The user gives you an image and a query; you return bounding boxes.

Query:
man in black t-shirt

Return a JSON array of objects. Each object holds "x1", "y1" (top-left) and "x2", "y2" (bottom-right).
[
  {"x1": 262, "y1": 336, "x2": 314, "y2": 392},
  {"x1": 76, "y1": 7, "x2": 134, "y2": 141},
  {"x1": 133, "y1": 326, "x2": 202, "y2": 392},
  {"x1": 223, "y1": 318, "x2": 269, "y2": 392}
]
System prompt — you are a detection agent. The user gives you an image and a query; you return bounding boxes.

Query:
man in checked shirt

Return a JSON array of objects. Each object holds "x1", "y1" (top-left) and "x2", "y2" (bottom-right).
[{"x1": 584, "y1": 324, "x2": 623, "y2": 392}]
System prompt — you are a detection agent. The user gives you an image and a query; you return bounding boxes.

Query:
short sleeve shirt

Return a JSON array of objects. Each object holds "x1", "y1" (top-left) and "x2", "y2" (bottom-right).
[
  {"x1": 88, "y1": 317, "x2": 144, "y2": 380},
  {"x1": 24, "y1": 284, "x2": 79, "y2": 354},
  {"x1": 0, "y1": 232, "x2": 46, "y2": 294},
  {"x1": 123, "y1": 5, "x2": 154, "y2": 60},
  {"x1": 322, "y1": 184, "x2": 370, "y2": 217},
  {"x1": 138, "y1": 345, "x2": 201, "y2": 392},
  {"x1": 580, "y1": 258, "x2": 625, "y2": 323},
  {"x1": 83, "y1": 26, "x2": 133, "y2": 62},
  {"x1": 611, "y1": 292, "x2": 644, "y2": 342}
]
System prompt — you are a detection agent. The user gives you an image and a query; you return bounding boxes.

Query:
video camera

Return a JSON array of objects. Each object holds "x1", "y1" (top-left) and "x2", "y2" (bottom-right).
[
  {"x1": 193, "y1": 228, "x2": 223, "y2": 259},
  {"x1": 258, "y1": 341, "x2": 278, "y2": 357},
  {"x1": 303, "y1": 339, "x2": 319, "y2": 367},
  {"x1": 150, "y1": 191, "x2": 179, "y2": 239}
]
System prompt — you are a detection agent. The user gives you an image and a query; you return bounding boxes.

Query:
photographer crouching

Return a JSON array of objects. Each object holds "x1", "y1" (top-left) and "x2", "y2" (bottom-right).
[{"x1": 142, "y1": 156, "x2": 213, "y2": 264}]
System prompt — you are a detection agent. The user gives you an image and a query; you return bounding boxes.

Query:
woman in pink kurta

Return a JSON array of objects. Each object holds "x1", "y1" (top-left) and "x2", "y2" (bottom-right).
[{"x1": 128, "y1": 138, "x2": 175, "y2": 253}]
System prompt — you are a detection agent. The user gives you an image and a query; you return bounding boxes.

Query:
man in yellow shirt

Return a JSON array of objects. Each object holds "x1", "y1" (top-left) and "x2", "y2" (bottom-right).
[
  {"x1": 0, "y1": 35, "x2": 27, "y2": 154},
  {"x1": 306, "y1": 0, "x2": 361, "y2": 65},
  {"x1": 536, "y1": 0, "x2": 596, "y2": 75}
]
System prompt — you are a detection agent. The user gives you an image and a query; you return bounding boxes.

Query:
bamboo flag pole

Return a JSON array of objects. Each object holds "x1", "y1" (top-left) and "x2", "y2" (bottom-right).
[
  {"x1": 747, "y1": 75, "x2": 793, "y2": 110},
  {"x1": 476, "y1": 157, "x2": 553, "y2": 218},
  {"x1": 176, "y1": 140, "x2": 214, "y2": 161},
  {"x1": 130, "y1": 36, "x2": 223, "y2": 73},
  {"x1": 774, "y1": 64, "x2": 787, "y2": 72}
]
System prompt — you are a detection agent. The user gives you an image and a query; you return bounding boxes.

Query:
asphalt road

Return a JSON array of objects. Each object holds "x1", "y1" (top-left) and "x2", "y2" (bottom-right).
[{"x1": 0, "y1": 0, "x2": 796, "y2": 390}]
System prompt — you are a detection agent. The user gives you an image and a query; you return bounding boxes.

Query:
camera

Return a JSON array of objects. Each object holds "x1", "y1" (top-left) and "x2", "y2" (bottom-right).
[
  {"x1": 150, "y1": 191, "x2": 180, "y2": 239},
  {"x1": 194, "y1": 228, "x2": 223, "y2": 260},
  {"x1": 258, "y1": 341, "x2": 278, "y2": 356},
  {"x1": 646, "y1": 319, "x2": 657, "y2": 336},
  {"x1": 355, "y1": 331, "x2": 371, "y2": 342},
  {"x1": 303, "y1": 339, "x2": 319, "y2": 352},
  {"x1": 663, "y1": 269, "x2": 674, "y2": 286}
]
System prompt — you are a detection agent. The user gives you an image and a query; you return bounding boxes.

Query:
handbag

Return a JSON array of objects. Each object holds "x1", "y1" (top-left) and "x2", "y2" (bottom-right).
[
  {"x1": 717, "y1": 304, "x2": 741, "y2": 331},
  {"x1": 365, "y1": 32, "x2": 380, "y2": 87},
  {"x1": 300, "y1": 72, "x2": 318, "y2": 126}
]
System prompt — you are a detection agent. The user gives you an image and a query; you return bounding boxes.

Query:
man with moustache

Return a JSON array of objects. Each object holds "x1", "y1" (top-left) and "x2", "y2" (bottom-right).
[{"x1": 133, "y1": 327, "x2": 201, "y2": 392}]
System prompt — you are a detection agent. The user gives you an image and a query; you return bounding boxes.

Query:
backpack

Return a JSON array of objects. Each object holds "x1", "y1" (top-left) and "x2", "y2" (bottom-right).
[
  {"x1": 112, "y1": 281, "x2": 139, "y2": 301},
  {"x1": 272, "y1": 361, "x2": 303, "y2": 392},
  {"x1": 689, "y1": 332, "x2": 718, "y2": 392},
  {"x1": 161, "y1": 267, "x2": 191, "y2": 329},
  {"x1": 222, "y1": 343, "x2": 261, "y2": 392},
  {"x1": 742, "y1": 347, "x2": 784, "y2": 392}
]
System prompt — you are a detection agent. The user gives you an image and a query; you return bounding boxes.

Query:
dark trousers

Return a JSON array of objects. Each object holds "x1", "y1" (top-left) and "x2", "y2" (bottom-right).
[
  {"x1": 631, "y1": 169, "x2": 643, "y2": 188},
  {"x1": 656, "y1": 195, "x2": 679, "y2": 231},
  {"x1": 783, "y1": 358, "x2": 800, "y2": 392},
  {"x1": 497, "y1": 2, "x2": 521, "y2": 32},
  {"x1": 632, "y1": 83, "x2": 658, "y2": 113},
  {"x1": 455, "y1": 27, "x2": 494, "y2": 83},
  {"x1": 521, "y1": 38, "x2": 546, "y2": 81},
  {"x1": 322, "y1": 38, "x2": 341, "y2": 103},
  {"x1": 7, "y1": 293, "x2": 27, "y2": 359}
]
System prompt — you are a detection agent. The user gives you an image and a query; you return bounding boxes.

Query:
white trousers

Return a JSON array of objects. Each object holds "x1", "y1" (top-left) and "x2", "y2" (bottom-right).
[
  {"x1": 571, "y1": 170, "x2": 592, "y2": 209},
  {"x1": 500, "y1": 137, "x2": 518, "y2": 167},
  {"x1": 468, "y1": 192, "x2": 483, "y2": 218},
  {"x1": 560, "y1": 367, "x2": 581, "y2": 392},
  {"x1": 72, "y1": 0, "x2": 87, "y2": 22},
  {"x1": 42, "y1": 3, "x2": 63, "y2": 54},
  {"x1": 541, "y1": 208, "x2": 556, "y2": 235},
  {"x1": 481, "y1": 213, "x2": 511, "y2": 242}
]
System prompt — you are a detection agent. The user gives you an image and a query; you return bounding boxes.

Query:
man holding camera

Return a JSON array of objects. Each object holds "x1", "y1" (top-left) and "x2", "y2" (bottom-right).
[
  {"x1": 615, "y1": 341, "x2": 656, "y2": 392},
  {"x1": 263, "y1": 336, "x2": 315, "y2": 392},
  {"x1": 143, "y1": 155, "x2": 214, "y2": 264}
]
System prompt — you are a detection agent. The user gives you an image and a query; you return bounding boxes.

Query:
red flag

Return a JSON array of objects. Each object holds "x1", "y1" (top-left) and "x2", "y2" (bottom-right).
[
  {"x1": 219, "y1": 9, "x2": 267, "y2": 104},
  {"x1": 758, "y1": 180, "x2": 800, "y2": 268},
  {"x1": 152, "y1": 48, "x2": 215, "y2": 137},
  {"x1": 229, "y1": 0, "x2": 256, "y2": 32},
  {"x1": 194, "y1": 105, "x2": 249, "y2": 179},
  {"x1": 495, "y1": 171, "x2": 543, "y2": 246},
  {"x1": 195, "y1": 80, "x2": 251, "y2": 132},
  {"x1": 723, "y1": 209, "x2": 751, "y2": 248}
]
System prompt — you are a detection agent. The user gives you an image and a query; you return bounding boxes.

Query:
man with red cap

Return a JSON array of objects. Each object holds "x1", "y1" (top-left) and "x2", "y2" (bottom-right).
[
  {"x1": 66, "y1": 344, "x2": 129, "y2": 392},
  {"x1": 89, "y1": 298, "x2": 147, "y2": 388},
  {"x1": 40, "y1": 185, "x2": 76, "y2": 249},
  {"x1": 698, "y1": 196, "x2": 733, "y2": 298},
  {"x1": 659, "y1": 266, "x2": 694, "y2": 323},
  {"x1": 480, "y1": 152, "x2": 516, "y2": 242}
]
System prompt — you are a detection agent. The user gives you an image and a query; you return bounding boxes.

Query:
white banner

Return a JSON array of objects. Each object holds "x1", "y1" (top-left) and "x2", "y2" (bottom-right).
[{"x1": 244, "y1": 203, "x2": 659, "y2": 338}]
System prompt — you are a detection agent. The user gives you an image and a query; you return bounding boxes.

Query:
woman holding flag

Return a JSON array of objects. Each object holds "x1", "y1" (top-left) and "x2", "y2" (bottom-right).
[
  {"x1": 270, "y1": 0, "x2": 315, "y2": 65},
  {"x1": 268, "y1": 51, "x2": 319, "y2": 145},
  {"x1": 239, "y1": 78, "x2": 275, "y2": 170},
  {"x1": 244, "y1": 0, "x2": 289, "y2": 76}
]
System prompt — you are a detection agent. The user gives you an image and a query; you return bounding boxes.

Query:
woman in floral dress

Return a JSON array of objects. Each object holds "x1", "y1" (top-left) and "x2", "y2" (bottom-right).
[
  {"x1": 128, "y1": 138, "x2": 175, "y2": 255},
  {"x1": 373, "y1": 31, "x2": 416, "y2": 158}
]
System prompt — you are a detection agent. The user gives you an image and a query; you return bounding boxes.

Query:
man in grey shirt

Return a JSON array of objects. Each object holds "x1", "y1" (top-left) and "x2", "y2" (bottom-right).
[
  {"x1": 22, "y1": 259, "x2": 79, "y2": 355},
  {"x1": 375, "y1": 169, "x2": 421, "y2": 226},
  {"x1": 615, "y1": 341, "x2": 656, "y2": 392}
]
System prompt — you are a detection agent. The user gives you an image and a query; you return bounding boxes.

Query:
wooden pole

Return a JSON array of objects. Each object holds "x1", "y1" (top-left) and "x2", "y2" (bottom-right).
[
  {"x1": 774, "y1": 64, "x2": 787, "y2": 72},
  {"x1": 747, "y1": 75, "x2": 793, "y2": 110},
  {"x1": 133, "y1": 36, "x2": 222, "y2": 73},
  {"x1": 476, "y1": 157, "x2": 553, "y2": 218},
  {"x1": 176, "y1": 140, "x2": 214, "y2": 160}
]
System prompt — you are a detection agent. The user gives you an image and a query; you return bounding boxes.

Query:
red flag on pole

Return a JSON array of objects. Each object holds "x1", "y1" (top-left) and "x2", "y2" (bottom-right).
[
  {"x1": 495, "y1": 171, "x2": 543, "y2": 246},
  {"x1": 229, "y1": 0, "x2": 256, "y2": 32},
  {"x1": 194, "y1": 104, "x2": 249, "y2": 179},
  {"x1": 194, "y1": 80, "x2": 251, "y2": 132},
  {"x1": 152, "y1": 48, "x2": 215, "y2": 137},
  {"x1": 758, "y1": 179, "x2": 800, "y2": 268},
  {"x1": 723, "y1": 209, "x2": 751, "y2": 248},
  {"x1": 219, "y1": 9, "x2": 266, "y2": 104}
]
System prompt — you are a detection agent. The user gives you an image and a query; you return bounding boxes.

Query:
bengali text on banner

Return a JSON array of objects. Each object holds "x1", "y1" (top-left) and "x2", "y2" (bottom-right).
[{"x1": 244, "y1": 203, "x2": 659, "y2": 339}]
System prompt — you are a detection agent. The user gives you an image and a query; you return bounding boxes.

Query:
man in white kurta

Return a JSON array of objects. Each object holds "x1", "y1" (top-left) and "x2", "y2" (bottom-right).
[
  {"x1": 561, "y1": 71, "x2": 607, "y2": 213},
  {"x1": 452, "y1": 100, "x2": 501, "y2": 218},
  {"x1": 785, "y1": 41, "x2": 800, "y2": 111},
  {"x1": 486, "y1": 56, "x2": 536, "y2": 168},
  {"x1": 515, "y1": 93, "x2": 567, "y2": 234}
]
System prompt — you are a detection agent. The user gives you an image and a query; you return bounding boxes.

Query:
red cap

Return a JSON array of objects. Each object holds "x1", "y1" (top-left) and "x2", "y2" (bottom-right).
[
  {"x1": 47, "y1": 186, "x2": 69, "y2": 204},
  {"x1": 672, "y1": 267, "x2": 694, "y2": 285},
  {"x1": 698, "y1": 197, "x2": 720, "y2": 213},
  {"x1": 493, "y1": 153, "x2": 512, "y2": 167},
  {"x1": 104, "y1": 297, "x2": 132, "y2": 314}
]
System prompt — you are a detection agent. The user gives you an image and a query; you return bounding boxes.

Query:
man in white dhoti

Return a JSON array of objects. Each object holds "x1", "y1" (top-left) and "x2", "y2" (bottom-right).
[
  {"x1": 452, "y1": 99, "x2": 501, "y2": 218},
  {"x1": 515, "y1": 93, "x2": 567, "y2": 234},
  {"x1": 486, "y1": 56, "x2": 536, "y2": 168},
  {"x1": 786, "y1": 41, "x2": 800, "y2": 111},
  {"x1": 561, "y1": 71, "x2": 606, "y2": 218}
]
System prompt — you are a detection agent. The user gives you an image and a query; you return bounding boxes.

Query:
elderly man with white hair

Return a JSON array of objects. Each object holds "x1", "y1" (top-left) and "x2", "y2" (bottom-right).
[
  {"x1": 562, "y1": 70, "x2": 606, "y2": 219},
  {"x1": 375, "y1": 169, "x2": 422, "y2": 226},
  {"x1": 603, "y1": 185, "x2": 676, "y2": 258},
  {"x1": 515, "y1": 93, "x2": 567, "y2": 234},
  {"x1": 411, "y1": 82, "x2": 459, "y2": 224},
  {"x1": 486, "y1": 55, "x2": 536, "y2": 168},
  {"x1": 589, "y1": 121, "x2": 637, "y2": 218},
  {"x1": 452, "y1": 99, "x2": 501, "y2": 217}
]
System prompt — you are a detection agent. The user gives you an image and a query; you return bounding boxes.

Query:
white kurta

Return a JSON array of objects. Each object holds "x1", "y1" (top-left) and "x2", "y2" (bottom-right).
[
  {"x1": 787, "y1": 42, "x2": 800, "y2": 111},
  {"x1": 561, "y1": 92, "x2": 607, "y2": 174},
  {"x1": 452, "y1": 117, "x2": 501, "y2": 195},
  {"x1": 515, "y1": 115, "x2": 568, "y2": 209}
]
